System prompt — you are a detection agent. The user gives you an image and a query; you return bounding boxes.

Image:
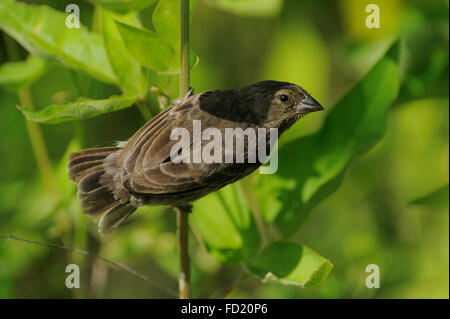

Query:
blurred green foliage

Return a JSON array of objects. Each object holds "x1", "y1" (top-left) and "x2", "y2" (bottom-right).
[{"x1": 0, "y1": 0, "x2": 448, "y2": 298}]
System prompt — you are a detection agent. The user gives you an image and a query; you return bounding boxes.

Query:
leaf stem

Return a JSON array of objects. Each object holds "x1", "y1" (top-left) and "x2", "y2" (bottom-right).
[{"x1": 177, "y1": 0, "x2": 191, "y2": 299}]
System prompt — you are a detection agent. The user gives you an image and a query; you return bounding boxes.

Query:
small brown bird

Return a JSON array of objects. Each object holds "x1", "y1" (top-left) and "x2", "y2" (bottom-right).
[{"x1": 68, "y1": 81, "x2": 323, "y2": 234}]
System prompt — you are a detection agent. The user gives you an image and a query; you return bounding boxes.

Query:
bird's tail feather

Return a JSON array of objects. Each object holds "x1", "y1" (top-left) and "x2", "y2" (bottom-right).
[{"x1": 68, "y1": 146, "x2": 136, "y2": 234}]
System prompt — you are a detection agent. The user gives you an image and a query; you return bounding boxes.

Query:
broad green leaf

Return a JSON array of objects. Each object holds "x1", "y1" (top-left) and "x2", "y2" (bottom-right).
[
  {"x1": 17, "y1": 95, "x2": 139, "y2": 124},
  {"x1": 0, "y1": 55, "x2": 48, "y2": 91},
  {"x1": 100, "y1": 9, "x2": 147, "y2": 96},
  {"x1": 205, "y1": 0, "x2": 283, "y2": 16},
  {"x1": 246, "y1": 241, "x2": 333, "y2": 287},
  {"x1": 191, "y1": 183, "x2": 260, "y2": 263},
  {"x1": 115, "y1": 21, "x2": 174, "y2": 72},
  {"x1": 253, "y1": 42, "x2": 400, "y2": 236},
  {"x1": 87, "y1": 0, "x2": 158, "y2": 14},
  {"x1": 0, "y1": 0, "x2": 116, "y2": 83},
  {"x1": 152, "y1": 0, "x2": 199, "y2": 73}
]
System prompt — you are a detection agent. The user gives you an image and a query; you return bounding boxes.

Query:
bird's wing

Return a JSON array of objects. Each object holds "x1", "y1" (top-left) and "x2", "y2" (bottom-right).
[{"x1": 118, "y1": 94, "x2": 246, "y2": 195}]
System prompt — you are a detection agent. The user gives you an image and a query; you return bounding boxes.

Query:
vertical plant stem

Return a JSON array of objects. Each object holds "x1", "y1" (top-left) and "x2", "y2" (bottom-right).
[
  {"x1": 17, "y1": 88, "x2": 56, "y2": 195},
  {"x1": 3, "y1": 35, "x2": 56, "y2": 195},
  {"x1": 178, "y1": 0, "x2": 191, "y2": 299}
]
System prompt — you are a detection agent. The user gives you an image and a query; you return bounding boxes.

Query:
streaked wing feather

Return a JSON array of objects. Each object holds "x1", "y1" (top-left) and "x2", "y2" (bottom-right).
[
  {"x1": 119, "y1": 97, "x2": 211, "y2": 194},
  {"x1": 119, "y1": 94, "x2": 256, "y2": 196}
]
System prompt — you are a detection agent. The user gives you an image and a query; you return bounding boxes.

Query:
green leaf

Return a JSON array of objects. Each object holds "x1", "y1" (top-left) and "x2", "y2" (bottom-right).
[
  {"x1": 205, "y1": 0, "x2": 283, "y2": 16},
  {"x1": 17, "y1": 95, "x2": 139, "y2": 124},
  {"x1": 87, "y1": 0, "x2": 158, "y2": 14},
  {"x1": 253, "y1": 42, "x2": 400, "y2": 236},
  {"x1": 191, "y1": 183, "x2": 260, "y2": 263},
  {"x1": 100, "y1": 9, "x2": 147, "y2": 96},
  {"x1": 152, "y1": 0, "x2": 199, "y2": 73},
  {"x1": 0, "y1": 55, "x2": 48, "y2": 91},
  {"x1": 246, "y1": 241, "x2": 333, "y2": 287},
  {"x1": 115, "y1": 21, "x2": 174, "y2": 72},
  {"x1": 0, "y1": 0, "x2": 116, "y2": 83}
]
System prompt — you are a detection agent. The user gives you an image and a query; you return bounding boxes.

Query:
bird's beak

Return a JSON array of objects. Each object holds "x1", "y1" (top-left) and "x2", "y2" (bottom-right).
[{"x1": 296, "y1": 94, "x2": 324, "y2": 114}]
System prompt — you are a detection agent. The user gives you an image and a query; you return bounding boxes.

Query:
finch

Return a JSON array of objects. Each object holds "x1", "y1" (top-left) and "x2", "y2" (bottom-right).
[{"x1": 68, "y1": 80, "x2": 324, "y2": 234}]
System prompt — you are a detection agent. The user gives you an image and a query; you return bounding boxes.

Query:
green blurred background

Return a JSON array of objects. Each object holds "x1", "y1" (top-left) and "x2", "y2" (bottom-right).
[{"x1": 0, "y1": 0, "x2": 448, "y2": 298}]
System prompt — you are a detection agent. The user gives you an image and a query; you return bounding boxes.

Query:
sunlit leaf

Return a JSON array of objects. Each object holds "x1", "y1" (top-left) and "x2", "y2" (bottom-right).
[
  {"x1": 100, "y1": 9, "x2": 147, "y2": 96},
  {"x1": 246, "y1": 241, "x2": 333, "y2": 287},
  {"x1": 87, "y1": 0, "x2": 158, "y2": 14},
  {"x1": 253, "y1": 42, "x2": 400, "y2": 236},
  {"x1": 191, "y1": 183, "x2": 260, "y2": 263},
  {"x1": 0, "y1": 55, "x2": 48, "y2": 91},
  {"x1": 205, "y1": 0, "x2": 283, "y2": 16},
  {"x1": 115, "y1": 21, "x2": 174, "y2": 72},
  {"x1": 0, "y1": 0, "x2": 116, "y2": 83},
  {"x1": 17, "y1": 95, "x2": 139, "y2": 124}
]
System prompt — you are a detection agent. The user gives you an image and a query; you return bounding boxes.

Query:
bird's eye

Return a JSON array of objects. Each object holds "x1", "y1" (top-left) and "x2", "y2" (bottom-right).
[{"x1": 279, "y1": 94, "x2": 289, "y2": 102}]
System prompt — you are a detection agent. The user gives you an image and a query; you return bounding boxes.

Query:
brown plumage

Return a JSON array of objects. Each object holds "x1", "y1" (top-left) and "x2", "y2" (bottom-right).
[{"x1": 68, "y1": 80, "x2": 324, "y2": 234}]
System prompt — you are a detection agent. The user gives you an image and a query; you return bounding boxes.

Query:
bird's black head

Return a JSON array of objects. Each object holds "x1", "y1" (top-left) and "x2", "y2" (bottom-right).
[{"x1": 240, "y1": 80, "x2": 324, "y2": 129}]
